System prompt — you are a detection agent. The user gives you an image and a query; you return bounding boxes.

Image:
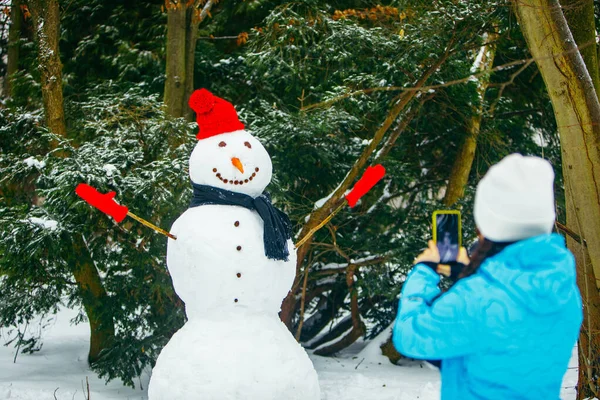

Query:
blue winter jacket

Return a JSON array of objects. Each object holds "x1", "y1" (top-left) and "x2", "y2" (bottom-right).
[{"x1": 392, "y1": 234, "x2": 582, "y2": 399}]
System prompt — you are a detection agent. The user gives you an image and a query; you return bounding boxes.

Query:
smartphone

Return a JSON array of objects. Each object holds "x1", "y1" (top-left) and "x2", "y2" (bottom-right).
[{"x1": 432, "y1": 210, "x2": 462, "y2": 263}]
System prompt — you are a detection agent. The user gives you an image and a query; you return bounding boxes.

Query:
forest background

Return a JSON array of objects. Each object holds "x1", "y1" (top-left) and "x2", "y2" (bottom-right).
[{"x1": 1, "y1": 0, "x2": 600, "y2": 398}]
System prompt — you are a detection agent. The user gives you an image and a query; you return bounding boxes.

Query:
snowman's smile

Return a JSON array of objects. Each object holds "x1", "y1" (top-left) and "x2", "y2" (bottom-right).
[{"x1": 213, "y1": 166, "x2": 260, "y2": 186}]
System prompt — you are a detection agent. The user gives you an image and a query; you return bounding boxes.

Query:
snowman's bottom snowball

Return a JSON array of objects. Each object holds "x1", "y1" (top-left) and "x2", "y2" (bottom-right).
[{"x1": 148, "y1": 313, "x2": 320, "y2": 400}]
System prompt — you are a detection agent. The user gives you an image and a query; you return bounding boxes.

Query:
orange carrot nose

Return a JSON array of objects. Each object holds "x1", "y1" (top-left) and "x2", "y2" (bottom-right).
[{"x1": 231, "y1": 157, "x2": 244, "y2": 174}]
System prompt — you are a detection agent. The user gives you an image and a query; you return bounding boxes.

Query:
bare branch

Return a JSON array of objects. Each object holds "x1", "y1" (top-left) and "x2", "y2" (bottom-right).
[
  {"x1": 374, "y1": 94, "x2": 432, "y2": 162},
  {"x1": 488, "y1": 59, "x2": 535, "y2": 115},
  {"x1": 196, "y1": 0, "x2": 214, "y2": 23}
]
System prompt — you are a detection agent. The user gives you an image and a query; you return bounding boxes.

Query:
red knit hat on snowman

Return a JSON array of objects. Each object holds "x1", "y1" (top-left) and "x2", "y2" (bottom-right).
[{"x1": 189, "y1": 89, "x2": 245, "y2": 139}]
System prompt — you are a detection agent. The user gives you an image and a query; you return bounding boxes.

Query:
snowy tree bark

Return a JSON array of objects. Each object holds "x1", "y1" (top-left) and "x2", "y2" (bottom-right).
[
  {"x1": 183, "y1": 0, "x2": 214, "y2": 122},
  {"x1": 444, "y1": 29, "x2": 498, "y2": 207},
  {"x1": 566, "y1": 184, "x2": 600, "y2": 398},
  {"x1": 27, "y1": 0, "x2": 66, "y2": 137},
  {"x1": 164, "y1": 0, "x2": 214, "y2": 121},
  {"x1": 5, "y1": 0, "x2": 22, "y2": 98},
  {"x1": 513, "y1": 0, "x2": 600, "y2": 285},
  {"x1": 513, "y1": 2, "x2": 600, "y2": 397},
  {"x1": 562, "y1": 0, "x2": 600, "y2": 94},
  {"x1": 28, "y1": 0, "x2": 115, "y2": 365},
  {"x1": 561, "y1": 0, "x2": 600, "y2": 397},
  {"x1": 72, "y1": 237, "x2": 115, "y2": 364},
  {"x1": 164, "y1": 2, "x2": 187, "y2": 118}
]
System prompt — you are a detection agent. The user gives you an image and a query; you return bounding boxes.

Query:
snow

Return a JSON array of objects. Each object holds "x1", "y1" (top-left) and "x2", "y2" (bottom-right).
[
  {"x1": 103, "y1": 164, "x2": 118, "y2": 177},
  {"x1": 0, "y1": 306, "x2": 581, "y2": 400},
  {"x1": 0, "y1": 307, "x2": 149, "y2": 400},
  {"x1": 311, "y1": 173, "x2": 353, "y2": 211},
  {"x1": 532, "y1": 127, "x2": 547, "y2": 148},
  {"x1": 23, "y1": 156, "x2": 45, "y2": 169},
  {"x1": 470, "y1": 33, "x2": 489, "y2": 74},
  {"x1": 314, "y1": 355, "x2": 441, "y2": 400},
  {"x1": 320, "y1": 261, "x2": 346, "y2": 270},
  {"x1": 27, "y1": 217, "x2": 58, "y2": 231},
  {"x1": 356, "y1": 323, "x2": 395, "y2": 364},
  {"x1": 314, "y1": 193, "x2": 333, "y2": 209}
]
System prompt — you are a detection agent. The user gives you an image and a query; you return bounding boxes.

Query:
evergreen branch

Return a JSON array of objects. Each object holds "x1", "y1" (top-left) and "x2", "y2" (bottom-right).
[
  {"x1": 373, "y1": 93, "x2": 433, "y2": 163},
  {"x1": 301, "y1": 35, "x2": 600, "y2": 112},
  {"x1": 296, "y1": 36, "x2": 456, "y2": 252},
  {"x1": 301, "y1": 58, "x2": 532, "y2": 111}
]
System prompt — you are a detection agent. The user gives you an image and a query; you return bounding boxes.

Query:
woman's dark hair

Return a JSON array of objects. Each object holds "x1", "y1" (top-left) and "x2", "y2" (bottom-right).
[{"x1": 457, "y1": 237, "x2": 515, "y2": 280}]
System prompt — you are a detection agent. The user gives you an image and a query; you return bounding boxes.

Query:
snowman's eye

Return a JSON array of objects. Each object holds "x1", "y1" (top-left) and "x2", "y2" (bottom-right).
[
  {"x1": 218, "y1": 141, "x2": 227, "y2": 147},
  {"x1": 244, "y1": 141, "x2": 252, "y2": 149}
]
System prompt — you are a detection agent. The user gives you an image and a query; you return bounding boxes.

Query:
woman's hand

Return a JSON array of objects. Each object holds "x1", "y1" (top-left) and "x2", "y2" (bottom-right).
[
  {"x1": 414, "y1": 240, "x2": 441, "y2": 264},
  {"x1": 456, "y1": 247, "x2": 470, "y2": 264},
  {"x1": 414, "y1": 241, "x2": 470, "y2": 280}
]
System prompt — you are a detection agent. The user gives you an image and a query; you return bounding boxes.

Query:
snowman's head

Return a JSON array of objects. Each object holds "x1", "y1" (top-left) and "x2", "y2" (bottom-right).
[
  {"x1": 187, "y1": 89, "x2": 273, "y2": 198},
  {"x1": 189, "y1": 130, "x2": 273, "y2": 198}
]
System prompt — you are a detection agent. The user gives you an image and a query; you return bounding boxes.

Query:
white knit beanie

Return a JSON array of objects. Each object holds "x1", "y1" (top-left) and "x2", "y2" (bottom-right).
[{"x1": 473, "y1": 153, "x2": 556, "y2": 242}]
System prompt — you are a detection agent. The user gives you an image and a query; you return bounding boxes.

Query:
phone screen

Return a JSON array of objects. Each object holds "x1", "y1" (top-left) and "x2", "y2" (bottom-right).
[{"x1": 435, "y1": 213, "x2": 460, "y2": 263}]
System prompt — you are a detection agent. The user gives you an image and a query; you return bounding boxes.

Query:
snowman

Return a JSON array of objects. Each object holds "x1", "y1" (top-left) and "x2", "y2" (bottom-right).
[{"x1": 147, "y1": 89, "x2": 321, "y2": 400}]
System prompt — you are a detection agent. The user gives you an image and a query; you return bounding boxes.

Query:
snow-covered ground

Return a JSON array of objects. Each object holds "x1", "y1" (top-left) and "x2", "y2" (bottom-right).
[{"x1": 0, "y1": 307, "x2": 579, "y2": 400}]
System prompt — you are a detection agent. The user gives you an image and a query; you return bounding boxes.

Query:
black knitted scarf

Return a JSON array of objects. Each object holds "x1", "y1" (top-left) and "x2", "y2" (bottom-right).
[{"x1": 189, "y1": 183, "x2": 292, "y2": 261}]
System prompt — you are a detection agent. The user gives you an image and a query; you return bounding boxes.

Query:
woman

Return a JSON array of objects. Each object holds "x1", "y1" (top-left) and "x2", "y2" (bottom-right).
[{"x1": 392, "y1": 154, "x2": 582, "y2": 399}]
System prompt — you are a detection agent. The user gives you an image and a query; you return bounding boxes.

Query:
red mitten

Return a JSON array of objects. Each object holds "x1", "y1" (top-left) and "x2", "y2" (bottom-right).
[
  {"x1": 345, "y1": 164, "x2": 386, "y2": 208},
  {"x1": 75, "y1": 183, "x2": 129, "y2": 223}
]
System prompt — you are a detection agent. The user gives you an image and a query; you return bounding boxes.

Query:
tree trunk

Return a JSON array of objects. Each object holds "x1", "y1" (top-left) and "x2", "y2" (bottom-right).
[
  {"x1": 513, "y1": 0, "x2": 600, "y2": 288},
  {"x1": 565, "y1": 181, "x2": 600, "y2": 398},
  {"x1": 562, "y1": 0, "x2": 600, "y2": 94},
  {"x1": 5, "y1": 0, "x2": 22, "y2": 98},
  {"x1": 183, "y1": 7, "x2": 199, "y2": 122},
  {"x1": 564, "y1": 176, "x2": 600, "y2": 399},
  {"x1": 28, "y1": 0, "x2": 114, "y2": 364},
  {"x1": 164, "y1": 2, "x2": 187, "y2": 118},
  {"x1": 380, "y1": 335, "x2": 402, "y2": 364},
  {"x1": 164, "y1": 0, "x2": 214, "y2": 120},
  {"x1": 444, "y1": 29, "x2": 498, "y2": 207},
  {"x1": 514, "y1": 1, "x2": 600, "y2": 397},
  {"x1": 27, "y1": 0, "x2": 66, "y2": 138},
  {"x1": 72, "y1": 236, "x2": 115, "y2": 364},
  {"x1": 560, "y1": 1, "x2": 600, "y2": 397}
]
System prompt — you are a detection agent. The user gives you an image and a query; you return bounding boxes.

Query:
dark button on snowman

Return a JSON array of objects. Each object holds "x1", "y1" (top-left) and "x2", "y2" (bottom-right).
[{"x1": 148, "y1": 89, "x2": 321, "y2": 400}]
